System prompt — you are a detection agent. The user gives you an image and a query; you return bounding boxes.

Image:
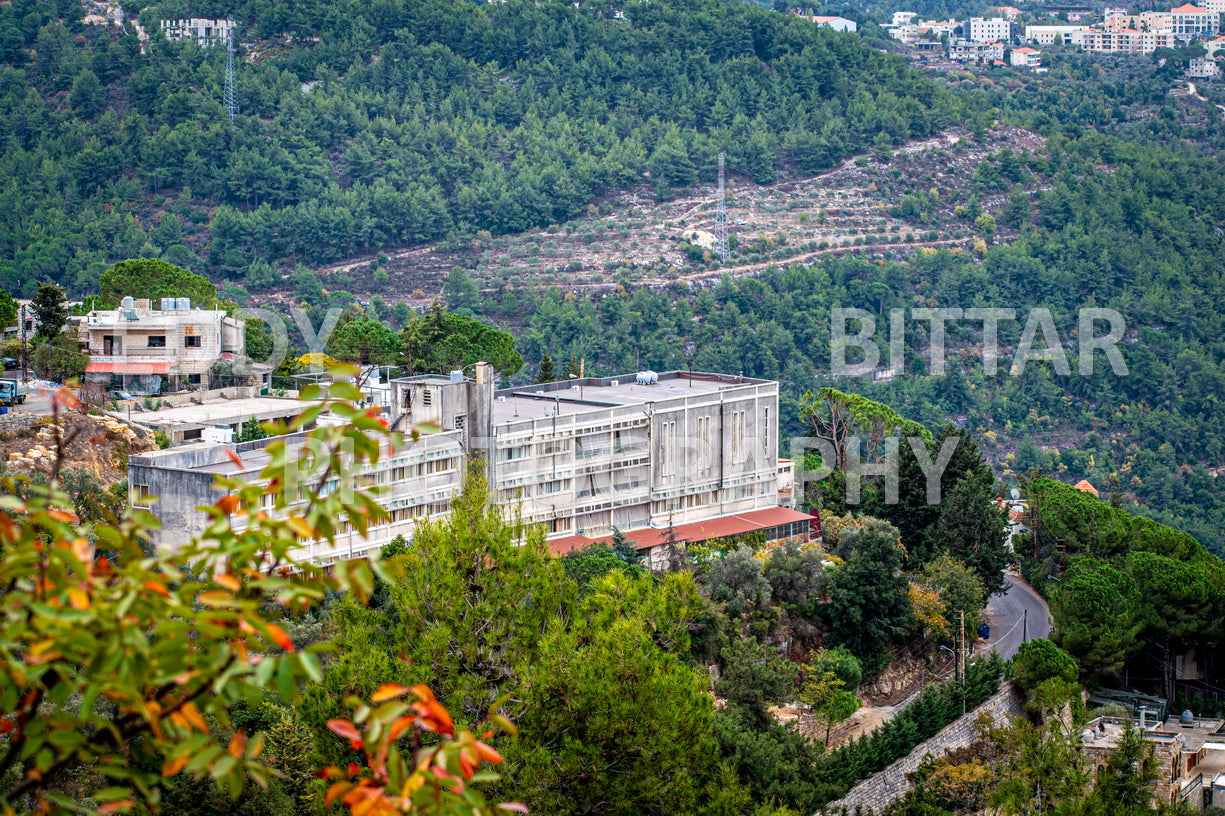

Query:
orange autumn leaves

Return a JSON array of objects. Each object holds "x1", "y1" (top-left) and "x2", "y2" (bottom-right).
[{"x1": 321, "y1": 684, "x2": 523, "y2": 816}]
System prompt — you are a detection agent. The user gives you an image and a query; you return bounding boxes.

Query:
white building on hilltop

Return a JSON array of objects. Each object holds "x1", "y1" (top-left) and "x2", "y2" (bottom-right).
[
  {"x1": 160, "y1": 18, "x2": 235, "y2": 47},
  {"x1": 129, "y1": 368, "x2": 813, "y2": 569},
  {"x1": 966, "y1": 17, "x2": 1014, "y2": 42}
]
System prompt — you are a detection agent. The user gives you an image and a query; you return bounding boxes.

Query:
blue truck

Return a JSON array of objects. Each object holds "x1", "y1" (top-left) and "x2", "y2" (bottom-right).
[{"x1": 0, "y1": 379, "x2": 29, "y2": 407}]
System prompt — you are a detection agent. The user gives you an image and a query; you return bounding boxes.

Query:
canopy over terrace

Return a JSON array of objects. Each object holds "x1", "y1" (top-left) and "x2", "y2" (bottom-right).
[{"x1": 548, "y1": 506, "x2": 815, "y2": 561}]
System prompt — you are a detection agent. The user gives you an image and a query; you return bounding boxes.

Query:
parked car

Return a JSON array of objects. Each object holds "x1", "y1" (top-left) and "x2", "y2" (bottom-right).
[{"x1": 0, "y1": 357, "x2": 17, "y2": 370}]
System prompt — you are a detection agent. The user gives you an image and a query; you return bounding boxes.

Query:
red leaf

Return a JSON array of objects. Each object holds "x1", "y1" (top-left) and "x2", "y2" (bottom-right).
[
  {"x1": 371, "y1": 683, "x2": 410, "y2": 703},
  {"x1": 265, "y1": 622, "x2": 294, "y2": 652},
  {"x1": 225, "y1": 449, "x2": 244, "y2": 468},
  {"x1": 327, "y1": 719, "x2": 362, "y2": 742},
  {"x1": 495, "y1": 804, "x2": 530, "y2": 814}
]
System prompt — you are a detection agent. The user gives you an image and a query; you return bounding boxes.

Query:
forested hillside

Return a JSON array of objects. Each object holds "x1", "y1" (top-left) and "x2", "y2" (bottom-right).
[{"x1": 0, "y1": 0, "x2": 959, "y2": 295}]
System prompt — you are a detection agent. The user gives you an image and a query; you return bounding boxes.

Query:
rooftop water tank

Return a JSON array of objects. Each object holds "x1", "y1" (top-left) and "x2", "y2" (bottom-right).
[
  {"x1": 1182, "y1": 710, "x2": 1194, "y2": 725},
  {"x1": 177, "y1": 297, "x2": 190, "y2": 311},
  {"x1": 449, "y1": 370, "x2": 464, "y2": 383},
  {"x1": 635, "y1": 370, "x2": 658, "y2": 385},
  {"x1": 121, "y1": 296, "x2": 134, "y2": 310},
  {"x1": 160, "y1": 298, "x2": 175, "y2": 311}
]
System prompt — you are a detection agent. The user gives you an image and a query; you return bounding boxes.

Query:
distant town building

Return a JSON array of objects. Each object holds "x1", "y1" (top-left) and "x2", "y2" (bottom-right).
[
  {"x1": 80, "y1": 297, "x2": 248, "y2": 395},
  {"x1": 1188, "y1": 56, "x2": 1222, "y2": 77},
  {"x1": 1025, "y1": 24, "x2": 1087, "y2": 44},
  {"x1": 1206, "y1": 34, "x2": 1225, "y2": 55},
  {"x1": 1073, "y1": 26, "x2": 1179, "y2": 52},
  {"x1": 892, "y1": 10, "x2": 918, "y2": 26},
  {"x1": 806, "y1": 15, "x2": 858, "y2": 32},
  {"x1": 1011, "y1": 46, "x2": 1043, "y2": 66},
  {"x1": 993, "y1": 5, "x2": 1023, "y2": 20},
  {"x1": 159, "y1": 18, "x2": 234, "y2": 47},
  {"x1": 966, "y1": 16, "x2": 1015, "y2": 42},
  {"x1": 1105, "y1": 5, "x2": 1217, "y2": 41},
  {"x1": 951, "y1": 40, "x2": 1008, "y2": 62}
]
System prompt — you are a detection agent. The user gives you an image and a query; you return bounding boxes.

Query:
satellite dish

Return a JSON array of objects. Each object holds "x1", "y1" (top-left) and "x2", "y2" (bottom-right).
[{"x1": 1010, "y1": 488, "x2": 1021, "y2": 500}]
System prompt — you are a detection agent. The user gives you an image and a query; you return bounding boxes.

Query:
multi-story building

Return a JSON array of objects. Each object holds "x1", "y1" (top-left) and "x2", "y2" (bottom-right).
[
  {"x1": 993, "y1": 5, "x2": 1023, "y2": 20},
  {"x1": 966, "y1": 17, "x2": 1015, "y2": 42},
  {"x1": 129, "y1": 367, "x2": 813, "y2": 569},
  {"x1": 1024, "y1": 24, "x2": 1086, "y2": 44},
  {"x1": 1011, "y1": 46, "x2": 1043, "y2": 67},
  {"x1": 951, "y1": 40, "x2": 1008, "y2": 62},
  {"x1": 160, "y1": 18, "x2": 235, "y2": 47},
  {"x1": 1169, "y1": 3, "x2": 1218, "y2": 38},
  {"x1": 1188, "y1": 56, "x2": 1222, "y2": 77},
  {"x1": 1073, "y1": 26, "x2": 1179, "y2": 52},
  {"x1": 81, "y1": 297, "x2": 246, "y2": 395},
  {"x1": 1106, "y1": 5, "x2": 1216, "y2": 40},
  {"x1": 892, "y1": 11, "x2": 918, "y2": 26}
]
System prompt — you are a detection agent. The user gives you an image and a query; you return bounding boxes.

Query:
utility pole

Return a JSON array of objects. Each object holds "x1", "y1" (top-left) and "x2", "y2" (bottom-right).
[
  {"x1": 714, "y1": 152, "x2": 729, "y2": 262},
  {"x1": 224, "y1": 29, "x2": 239, "y2": 122},
  {"x1": 960, "y1": 610, "x2": 966, "y2": 715},
  {"x1": 1022, "y1": 608, "x2": 1028, "y2": 644}
]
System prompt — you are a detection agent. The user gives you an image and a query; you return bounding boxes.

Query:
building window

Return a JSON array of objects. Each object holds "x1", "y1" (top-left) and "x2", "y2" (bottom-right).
[
  {"x1": 732, "y1": 410, "x2": 746, "y2": 465},
  {"x1": 186, "y1": 373, "x2": 201, "y2": 385},
  {"x1": 422, "y1": 389, "x2": 433, "y2": 406},
  {"x1": 147, "y1": 336, "x2": 166, "y2": 348},
  {"x1": 182, "y1": 428, "x2": 202, "y2": 441},
  {"x1": 698, "y1": 415, "x2": 711, "y2": 472},
  {"x1": 661, "y1": 421, "x2": 677, "y2": 477},
  {"x1": 132, "y1": 484, "x2": 153, "y2": 508},
  {"x1": 184, "y1": 335, "x2": 201, "y2": 348},
  {"x1": 454, "y1": 415, "x2": 465, "y2": 429}
]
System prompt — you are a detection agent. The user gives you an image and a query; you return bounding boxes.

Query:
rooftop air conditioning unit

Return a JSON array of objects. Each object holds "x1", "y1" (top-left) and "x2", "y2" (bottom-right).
[{"x1": 610, "y1": 380, "x2": 618, "y2": 387}]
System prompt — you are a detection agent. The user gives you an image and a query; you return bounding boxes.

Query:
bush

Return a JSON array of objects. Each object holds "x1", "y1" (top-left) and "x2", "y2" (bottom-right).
[{"x1": 1010, "y1": 638, "x2": 1078, "y2": 695}]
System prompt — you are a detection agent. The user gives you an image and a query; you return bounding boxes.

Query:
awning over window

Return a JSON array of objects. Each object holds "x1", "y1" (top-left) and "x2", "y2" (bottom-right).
[{"x1": 85, "y1": 361, "x2": 171, "y2": 375}]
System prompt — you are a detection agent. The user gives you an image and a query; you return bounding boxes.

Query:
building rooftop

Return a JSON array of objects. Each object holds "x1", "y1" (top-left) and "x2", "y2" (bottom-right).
[
  {"x1": 123, "y1": 396, "x2": 317, "y2": 429},
  {"x1": 1171, "y1": 3, "x2": 1207, "y2": 12},
  {"x1": 548, "y1": 506, "x2": 815, "y2": 555},
  {"x1": 491, "y1": 371, "x2": 770, "y2": 425}
]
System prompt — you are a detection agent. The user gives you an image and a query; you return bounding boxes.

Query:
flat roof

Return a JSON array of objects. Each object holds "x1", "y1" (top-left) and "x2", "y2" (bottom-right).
[
  {"x1": 492, "y1": 371, "x2": 770, "y2": 424},
  {"x1": 123, "y1": 397, "x2": 318, "y2": 428}
]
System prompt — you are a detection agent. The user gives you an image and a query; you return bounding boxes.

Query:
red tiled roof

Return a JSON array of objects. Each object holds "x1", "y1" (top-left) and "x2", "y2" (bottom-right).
[
  {"x1": 85, "y1": 361, "x2": 170, "y2": 374},
  {"x1": 1014, "y1": 46, "x2": 1039, "y2": 53},
  {"x1": 547, "y1": 507, "x2": 814, "y2": 557},
  {"x1": 1074, "y1": 479, "x2": 1100, "y2": 496},
  {"x1": 1172, "y1": 3, "x2": 1207, "y2": 11}
]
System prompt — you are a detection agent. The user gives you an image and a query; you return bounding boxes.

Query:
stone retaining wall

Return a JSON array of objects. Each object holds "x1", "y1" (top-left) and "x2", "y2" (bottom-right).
[
  {"x1": 821, "y1": 683, "x2": 1025, "y2": 815},
  {"x1": 0, "y1": 412, "x2": 36, "y2": 434}
]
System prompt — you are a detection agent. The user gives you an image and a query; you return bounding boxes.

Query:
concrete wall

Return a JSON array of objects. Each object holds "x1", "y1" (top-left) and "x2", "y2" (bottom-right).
[{"x1": 822, "y1": 683, "x2": 1026, "y2": 815}]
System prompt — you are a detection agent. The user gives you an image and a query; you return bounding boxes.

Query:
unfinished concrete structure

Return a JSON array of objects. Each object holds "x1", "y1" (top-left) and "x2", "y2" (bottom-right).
[{"x1": 129, "y1": 367, "x2": 811, "y2": 567}]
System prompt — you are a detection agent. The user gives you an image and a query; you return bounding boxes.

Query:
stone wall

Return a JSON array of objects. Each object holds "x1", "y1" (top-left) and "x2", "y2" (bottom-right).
[
  {"x1": 115, "y1": 386, "x2": 258, "y2": 410},
  {"x1": 822, "y1": 683, "x2": 1026, "y2": 815},
  {"x1": 0, "y1": 412, "x2": 36, "y2": 435}
]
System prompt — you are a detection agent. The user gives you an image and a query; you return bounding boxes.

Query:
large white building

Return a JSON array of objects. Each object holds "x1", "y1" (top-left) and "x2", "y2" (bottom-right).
[
  {"x1": 966, "y1": 17, "x2": 1015, "y2": 42},
  {"x1": 129, "y1": 367, "x2": 812, "y2": 569},
  {"x1": 1024, "y1": 25, "x2": 1086, "y2": 44}
]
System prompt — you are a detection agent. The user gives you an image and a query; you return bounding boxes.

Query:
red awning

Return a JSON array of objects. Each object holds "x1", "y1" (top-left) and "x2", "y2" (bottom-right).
[
  {"x1": 85, "y1": 361, "x2": 170, "y2": 375},
  {"x1": 547, "y1": 506, "x2": 814, "y2": 556}
]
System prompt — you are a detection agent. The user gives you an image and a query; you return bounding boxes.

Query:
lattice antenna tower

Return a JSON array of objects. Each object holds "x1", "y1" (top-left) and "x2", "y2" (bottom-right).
[
  {"x1": 714, "y1": 152, "x2": 729, "y2": 262},
  {"x1": 224, "y1": 29, "x2": 238, "y2": 122}
]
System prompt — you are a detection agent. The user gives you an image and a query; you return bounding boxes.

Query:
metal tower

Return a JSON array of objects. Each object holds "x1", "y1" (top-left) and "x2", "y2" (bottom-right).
[
  {"x1": 224, "y1": 34, "x2": 238, "y2": 121},
  {"x1": 714, "y1": 152, "x2": 729, "y2": 262}
]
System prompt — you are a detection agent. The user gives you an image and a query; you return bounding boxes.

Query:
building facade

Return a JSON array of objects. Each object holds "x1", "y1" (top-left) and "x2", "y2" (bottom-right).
[
  {"x1": 951, "y1": 40, "x2": 1008, "y2": 62},
  {"x1": 160, "y1": 18, "x2": 235, "y2": 46},
  {"x1": 130, "y1": 368, "x2": 811, "y2": 568},
  {"x1": 1011, "y1": 46, "x2": 1043, "y2": 66},
  {"x1": 80, "y1": 297, "x2": 246, "y2": 394},
  {"x1": 1024, "y1": 24, "x2": 1086, "y2": 44},
  {"x1": 966, "y1": 17, "x2": 1014, "y2": 42}
]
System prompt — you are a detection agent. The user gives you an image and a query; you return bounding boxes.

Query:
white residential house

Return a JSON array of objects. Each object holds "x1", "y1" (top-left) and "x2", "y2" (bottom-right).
[
  {"x1": 807, "y1": 15, "x2": 858, "y2": 32},
  {"x1": 1011, "y1": 46, "x2": 1043, "y2": 67},
  {"x1": 80, "y1": 297, "x2": 248, "y2": 395},
  {"x1": 892, "y1": 11, "x2": 918, "y2": 26},
  {"x1": 1025, "y1": 24, "x2": 1086, "y2": 44},
  {"x1": 1188, "y1": 56, "x2": 1222, "y2": 77}
]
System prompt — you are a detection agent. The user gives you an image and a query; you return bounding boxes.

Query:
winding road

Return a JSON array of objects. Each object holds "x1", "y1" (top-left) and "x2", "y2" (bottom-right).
[{"x1": 977, "y1": 570, "x2": 1052, "y2": 661}]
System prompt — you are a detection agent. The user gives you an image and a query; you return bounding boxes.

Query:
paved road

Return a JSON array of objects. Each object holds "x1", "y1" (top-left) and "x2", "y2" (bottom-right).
[
  {"x1": 1, "y1": 371, "x2": 56, "y2": 415},
  {"x1": 978, "y1": 571, "x2": 1052, "y2": 661}
]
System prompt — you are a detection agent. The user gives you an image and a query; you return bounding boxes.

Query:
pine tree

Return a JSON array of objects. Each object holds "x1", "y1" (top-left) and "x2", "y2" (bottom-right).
[
  {"x1": 610, "y1": 526, "x2": 639, "y2": 565},
  {"x1": 536, "y1": 353, "x2": 557, "y2": 384},
  {"x1": 564, "y1": 353, "x2": 581, "y2": 380}
]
